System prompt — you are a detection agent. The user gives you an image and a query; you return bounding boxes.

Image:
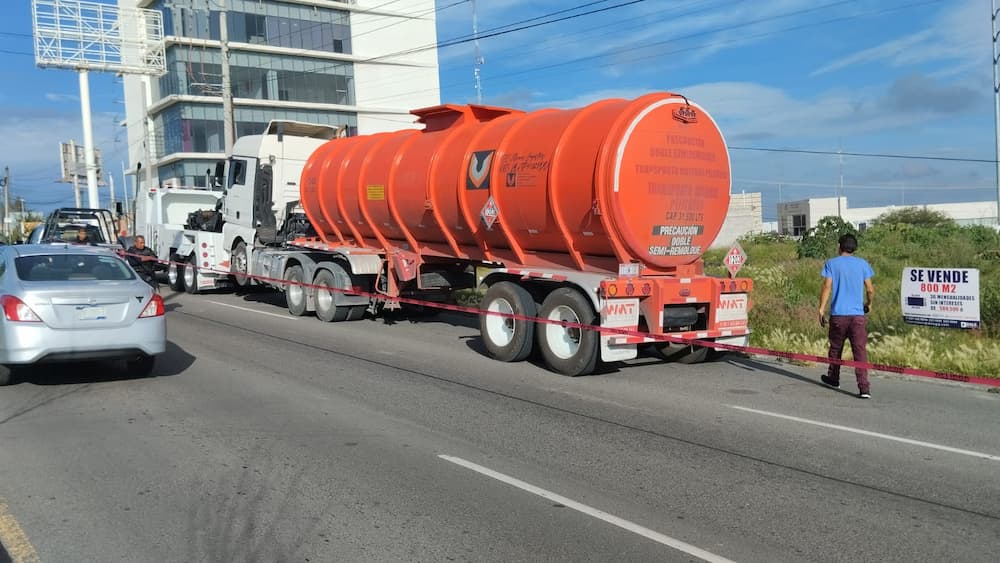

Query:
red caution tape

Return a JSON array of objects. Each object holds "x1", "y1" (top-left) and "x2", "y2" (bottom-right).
[{"x1": 119, "y1": 250, "x2": 1000, "y2": 388}]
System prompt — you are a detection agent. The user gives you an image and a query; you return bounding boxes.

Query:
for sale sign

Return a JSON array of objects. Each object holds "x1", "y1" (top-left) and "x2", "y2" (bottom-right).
[{"x1": 901, "y1": 267, "x2": 980, "y2": 329}]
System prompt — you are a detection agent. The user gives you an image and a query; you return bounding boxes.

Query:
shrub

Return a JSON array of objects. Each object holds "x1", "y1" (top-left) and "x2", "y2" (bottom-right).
[
  {"x1": 797, "y1": 216, "x2": 858, "y2": 259},
  {"x1": 873, "y1": 207, "x2": 955, "y2": 227}
]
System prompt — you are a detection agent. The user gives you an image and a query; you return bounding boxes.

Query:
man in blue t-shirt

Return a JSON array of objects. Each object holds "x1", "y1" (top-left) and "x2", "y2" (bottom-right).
[{"x1": 818, "y1": 233, "x2": 875, "y2": 398}]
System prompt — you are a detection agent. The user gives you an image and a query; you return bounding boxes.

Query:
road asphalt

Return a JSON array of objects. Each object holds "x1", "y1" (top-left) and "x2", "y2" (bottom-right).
[{"x1": 0, "y1": 289, "x2": 997, "y2": 562}]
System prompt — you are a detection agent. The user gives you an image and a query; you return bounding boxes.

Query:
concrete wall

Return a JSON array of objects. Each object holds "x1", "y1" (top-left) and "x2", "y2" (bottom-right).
[
  {"x1": 778, "y1": 197, "x2": 1000, "y2": 233},
  {"x1": 712, "y1": 192, "x2": 763, "y2": 248},
  {"x1": 351, "y1": 0, "x2": 441, "y2": 134}
]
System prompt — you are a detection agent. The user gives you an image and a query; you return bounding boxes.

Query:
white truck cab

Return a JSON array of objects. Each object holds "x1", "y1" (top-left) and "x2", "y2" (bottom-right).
[{"x1": 220, "y1": 121, "x2": 341, "y2": 286}]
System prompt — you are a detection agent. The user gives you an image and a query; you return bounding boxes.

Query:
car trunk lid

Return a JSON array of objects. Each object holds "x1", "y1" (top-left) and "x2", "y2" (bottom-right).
[{"x1": 24, "y1": 281, "x2": 149, "y2": 329}]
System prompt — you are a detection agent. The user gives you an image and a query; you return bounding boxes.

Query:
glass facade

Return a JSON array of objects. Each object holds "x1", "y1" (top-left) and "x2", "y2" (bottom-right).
[
  {"x1": 154, "y1": 104, "x2": 357, "y2": 187},
  {"x1": 146, "y1": 1, "x2": 357, "y2": 188},
  {"x1": 157, "y1": 104, "x2": 356, "y2": 156},
  {"x1": 158, "y1": 48, "x2": 355, "y2": 106},
  {"x1": 158, "y1": 0, "x2": 351, "y2": 54}
]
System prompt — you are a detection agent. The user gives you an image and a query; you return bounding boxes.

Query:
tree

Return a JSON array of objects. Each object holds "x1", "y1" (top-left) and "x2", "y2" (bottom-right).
[
  {"x1": 797, "y1": 216, "x2": 858, "y2": 259},
  {"x1": 873, "y1": 207, "x2": 954, "y2": 227}
]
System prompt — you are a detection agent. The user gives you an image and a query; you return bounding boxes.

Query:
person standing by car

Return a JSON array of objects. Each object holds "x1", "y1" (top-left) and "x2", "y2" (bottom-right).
[
  {"x1": 818, "y1": 233, "x2": 875, "y2": 399},
  {"x1": 127, "y1": 235, "x2": 159, "y2": 291}
]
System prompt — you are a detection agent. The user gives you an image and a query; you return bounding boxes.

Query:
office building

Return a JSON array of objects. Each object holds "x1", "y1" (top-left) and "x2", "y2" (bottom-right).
[{"x1": 120, "y1": 0, "x2": 441, "y2": 189}]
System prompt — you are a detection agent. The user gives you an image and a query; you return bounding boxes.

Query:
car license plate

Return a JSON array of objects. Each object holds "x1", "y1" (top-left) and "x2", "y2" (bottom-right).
[{"x1": 77, "y1": 306, "x2": 107, "y2": 321}]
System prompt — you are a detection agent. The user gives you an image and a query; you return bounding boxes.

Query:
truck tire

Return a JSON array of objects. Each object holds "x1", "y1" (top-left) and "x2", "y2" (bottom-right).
[
  {"x1": 284, "y1": 265, "x2": 307, "y2": 316},
  {"x1": 0, "y1": 365, "x2": 12, "y2": 386},
  {"x1": 313, "y1": 269, "x2": 350, "y2": 322},
  {"x1": 167, "y1": 259, "x2": 184, "y2": 291},
  {"x1": 231, "y1": 241, "x2": 250, "y2": 287},
  {"x1": 346, "y1": 306, "x2": 366, "y2": 321},
  {"x1": 183, "y1": 255, "x2": 200, "y2": 294},
  {"x1": 655, "y1": 342, "x2": 710, "y2": 364},
  {"x1": 536, "y1": 288, "x2": 599, "y2": 376},
  {"x1": 479, "y1": 282, "x2": 536, "y2": 363}
]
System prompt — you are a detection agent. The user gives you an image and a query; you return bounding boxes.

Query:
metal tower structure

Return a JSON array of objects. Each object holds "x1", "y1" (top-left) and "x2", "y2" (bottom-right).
[{"x1": 31, "y1": 0, "x2": 165, "y2": 209}]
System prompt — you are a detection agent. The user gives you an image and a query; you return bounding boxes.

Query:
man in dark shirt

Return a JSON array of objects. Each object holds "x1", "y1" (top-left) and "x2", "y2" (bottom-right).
[
  {"x1": 126, "y1": 235, "x2": 159, "y2": 290},
  {"x1": 73, "y1": 228, "x2": 96, "y2": 245}
]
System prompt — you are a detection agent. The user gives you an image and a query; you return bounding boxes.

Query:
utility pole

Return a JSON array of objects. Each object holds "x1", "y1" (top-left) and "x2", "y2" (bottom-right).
[
  {"x1": 992, "y1": 0, "x2": 1000, "y2": 226},
  {"x1": 1, "y1": 166, "x2": 8, "y2": 241},
  {"x1": 837, "y1": 149, "x2": 844, "y2": 218},
  {"x1": 220, "y1": 0, "x2": 235, "y2": 155},
  {"x1": 472, "y1": 0, "x2": 484, "y2": 104}
]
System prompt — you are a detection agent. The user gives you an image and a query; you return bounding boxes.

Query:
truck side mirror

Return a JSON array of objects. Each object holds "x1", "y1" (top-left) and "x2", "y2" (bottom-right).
[{"x1": 212, "y1": 161, "x2": 225, "y2": 190}]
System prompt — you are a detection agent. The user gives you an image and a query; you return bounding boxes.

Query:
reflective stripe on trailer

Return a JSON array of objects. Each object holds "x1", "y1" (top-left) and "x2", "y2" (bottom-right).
[{"x1": 500, "y1": 268, "x2": 569, "y2": 282}]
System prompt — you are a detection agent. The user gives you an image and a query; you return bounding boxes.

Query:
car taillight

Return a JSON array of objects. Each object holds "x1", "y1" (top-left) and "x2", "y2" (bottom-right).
[
  {"x1": 1, "y1": 295, "x2": 42, "y2": 322},
  {"x1": 139, "y1": 293, "x2": 165, "y2": 318}
]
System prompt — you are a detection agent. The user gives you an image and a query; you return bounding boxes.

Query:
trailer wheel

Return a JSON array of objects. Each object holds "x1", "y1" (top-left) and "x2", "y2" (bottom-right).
[
  {"x1": 284, "y1": 265, "x2": 307, "y2": 316},
  {"x1": 479, "y1": 281, "x2": 536, "y2": 363},
  {"x1": 313, "y1": 269, "x2": 350, "y2": 323},
  {"x1": 655, "y1": 342, "x2": 710, "y2": 364},
  {"x1": 231, "y1": 241, "x2": 250, "y2": 287},
  {"x1": 167, "y1": 259, "x2": 184, "y2": 291},
  {"x1": 183, "y1": 255, "x2": 200, "y2": 295},
  {"x1": 346, "y1": 306, "x2": 367, "y2": 321},
  {"x1": 536, "y1": 288, "x2": 599, "y2": 376}
]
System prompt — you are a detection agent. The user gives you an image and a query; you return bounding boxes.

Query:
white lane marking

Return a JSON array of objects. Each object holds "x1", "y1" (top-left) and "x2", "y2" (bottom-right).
[
  {"x1": 729, "y1": 406, "x2": 1000, "y2": 462},
  {"x1": 206, "y1": 300, "x2": 300, "y2": 321},
  {"x1": 438, "y1": 455, "x2": 737, "y2": 563}
]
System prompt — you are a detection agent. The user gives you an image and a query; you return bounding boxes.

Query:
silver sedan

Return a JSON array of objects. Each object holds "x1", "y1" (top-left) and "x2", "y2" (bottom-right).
[{"x1": 0, "y1": 244, "x2": 166, "y2": 385}]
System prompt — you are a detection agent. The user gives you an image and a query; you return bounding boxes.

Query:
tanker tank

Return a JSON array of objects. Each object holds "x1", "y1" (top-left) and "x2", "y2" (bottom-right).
[{"x1": 300, "y1": 92, "x2": 731, "y2": 274}]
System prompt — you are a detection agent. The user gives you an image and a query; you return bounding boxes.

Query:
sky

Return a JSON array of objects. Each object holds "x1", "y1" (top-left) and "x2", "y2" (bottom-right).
[{"x1": 0, "y1": 0, "x2": 996, "y2": 221}]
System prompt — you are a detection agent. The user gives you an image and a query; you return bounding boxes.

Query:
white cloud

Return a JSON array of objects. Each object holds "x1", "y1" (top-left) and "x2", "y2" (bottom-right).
[
  {"x1": 45, "y1": 93, "x2": 79, "y2": 103},
  {"x1": 811, "y1": 0, "x2": 989, "y2": 76}
]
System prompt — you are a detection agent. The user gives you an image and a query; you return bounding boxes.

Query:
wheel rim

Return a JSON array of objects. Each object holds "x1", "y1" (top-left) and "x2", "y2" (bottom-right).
[
  {"x1": 168, "y1": 263, "x2": 179, "y2": 285},
  {"x1": 545, "y1": 305, "x2": 582, "y2": 360},
  {"x1": 485, "y1": 297, "x2": 515, "y2": 347},
  {"x1": 287, "y1": 275, "x2": 304, "y2": 307},
  {"x1": 233, "y1": 247, "x2": 247, "y2": 280},
  {"x1": 316, "y1": 280, "x2": 333, "y2": 311},
  {"x1": 183, "y1": 262, "x2": 195, "y2": 288}
]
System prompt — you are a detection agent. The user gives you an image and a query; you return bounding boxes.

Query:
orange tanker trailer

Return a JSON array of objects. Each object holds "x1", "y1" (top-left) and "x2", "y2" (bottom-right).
[{"x1": 288, "y1": 92, "x2": 751, "y2": 375}]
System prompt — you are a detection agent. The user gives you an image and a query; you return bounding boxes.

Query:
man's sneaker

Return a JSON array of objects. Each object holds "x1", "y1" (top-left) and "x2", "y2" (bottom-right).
[
  {"x1": 859, "y1": 392, "x2": 871, "y2": 399},
  {"x1": 820, "y1": 375, "x2": 840, "y2": 389}
]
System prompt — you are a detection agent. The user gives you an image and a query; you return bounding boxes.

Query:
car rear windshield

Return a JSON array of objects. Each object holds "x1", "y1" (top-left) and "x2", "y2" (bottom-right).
[{"x1": 15, "y1": 254, "x2": 136, "y2": 282}]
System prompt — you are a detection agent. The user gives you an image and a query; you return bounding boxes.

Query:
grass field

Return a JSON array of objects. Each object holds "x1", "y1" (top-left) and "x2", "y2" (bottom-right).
[{"x1": 703, "y1": 218, "x2": 1000, "y2": 379}]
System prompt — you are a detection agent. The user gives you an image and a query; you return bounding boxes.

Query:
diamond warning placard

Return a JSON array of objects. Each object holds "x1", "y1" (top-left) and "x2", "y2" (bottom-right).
[
  {"x1": 480, "y1": 196, "x2": 499, "y2": 230},
  {"x1": 724, "y1": 242, "x2": 746, "y2": 278}
]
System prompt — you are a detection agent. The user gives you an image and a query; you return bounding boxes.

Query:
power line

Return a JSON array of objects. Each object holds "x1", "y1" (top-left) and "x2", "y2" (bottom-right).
[
  {"x1": 363, "y1": 0, "x2": 649, "y2": 63},
  {"x1": 239, "y1": 0, "x2": 651, "y2": 99},
  {"x1": 355, "y1": 0, "x2": 934, "y2": 106},
  {"x1": 731, "y1": 146, "x2": 995, "y2": 164}
]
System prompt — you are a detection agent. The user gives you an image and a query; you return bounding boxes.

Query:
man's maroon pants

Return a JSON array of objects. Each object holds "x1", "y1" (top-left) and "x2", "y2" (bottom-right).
[{"x1": 827, "y1": 315, "x2": 870, "y2": 392}]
